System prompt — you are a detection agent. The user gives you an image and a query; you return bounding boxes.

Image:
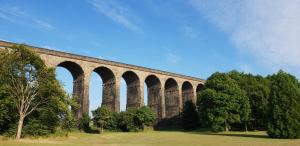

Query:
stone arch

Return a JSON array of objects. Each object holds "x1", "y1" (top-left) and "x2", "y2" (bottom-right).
[
  {"x1": 93, "y1": 66, "x2": 117, "y2": 112},
  {"x1": 196, "y1": 84, "x2": 204, "y2": 96},
  {"x1": 122, "y1": 71, "x2": 141, "y2": 109},
  {"x1": 164, "y1": 78, "x2": 180, "y2": 118},
  {"x1": 145, "y1": 75, "x2": 162, "y2": 118},
  {"x1": 182, "y1": 81, "x2": 194, "y2": 105},
  {"x1": 57, "y1": 61, "x2": 85, "y2": 118}
]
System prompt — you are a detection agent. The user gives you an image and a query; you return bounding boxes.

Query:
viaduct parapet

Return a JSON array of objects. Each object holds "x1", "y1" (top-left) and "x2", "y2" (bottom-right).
[{"x1": 0, "y1": 40, "x2": 205, "y2": 120}]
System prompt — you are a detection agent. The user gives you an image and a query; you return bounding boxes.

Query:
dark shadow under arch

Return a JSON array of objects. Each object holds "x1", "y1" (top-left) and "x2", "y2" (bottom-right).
[
  {"x1": 122, "y1": 71, "x2": 141, "y2": 109},
  {"x1": 196, "y1": 84, "x2": 204, "y2": 96},
  {"x1": 145, "y1": 75, "x2": 162, "y2": 119},
  {"x1": 182, "y1": 81, "x2": 194, "y2": 105},
  {"x1": 93, "y1": 66, "x2": 118, "y2": 112},
  {"x1": 164, "y1": 78, "x2": 180, "y2": 118}
]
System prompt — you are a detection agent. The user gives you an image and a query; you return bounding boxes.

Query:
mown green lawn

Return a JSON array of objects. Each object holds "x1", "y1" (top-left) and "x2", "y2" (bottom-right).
[{"x1": 1, "y1": 131, "x2": 299, "y2": 146}]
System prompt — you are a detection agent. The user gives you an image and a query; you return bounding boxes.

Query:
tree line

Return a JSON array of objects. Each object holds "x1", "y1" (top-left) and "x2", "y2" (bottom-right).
[{"x1": 181, "y1": 70, "x2": 300, "y2": 139}]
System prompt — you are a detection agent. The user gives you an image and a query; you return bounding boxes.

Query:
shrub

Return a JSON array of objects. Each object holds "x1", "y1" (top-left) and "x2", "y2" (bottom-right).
[{"x1": 78, "y1": 113, "x2": 91, "y2": 132}]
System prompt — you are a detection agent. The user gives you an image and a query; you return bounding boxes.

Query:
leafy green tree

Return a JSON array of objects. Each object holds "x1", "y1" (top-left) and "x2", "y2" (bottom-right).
[
  {"x1": 267, "y1": 70, "x2": 300, "y2": 139},
  {"x1": 92, "y1": 106, "x2": 113, "y2": 133},
  {"x1": 117, "y1": 108, "x2": 138, "y2": 132},
  {"x1": 229, "y1": 71, "x2": 270, "y2": 130},
  {"x1": 0, "y1": 45, "x2": 72, "y2": 138},
  {"x1": 134, "y1": 106, "x2": 155, "y2": 130},
  {"x1": 117, "y1": 106, "x2": 155, "y2": 132},
  {"x1": 182, "y1": 101, "x2": 199, "y2": 130},
  {"x1": 198, "y1": 72, "x2": 250, "y2": 132}
]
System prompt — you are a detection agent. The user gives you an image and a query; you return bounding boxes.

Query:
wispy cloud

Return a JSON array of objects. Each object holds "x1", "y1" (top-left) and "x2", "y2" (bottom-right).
[
  {"x1": 42, "y1": 46, "x2": 60, "y2": 51},
  {"x1": 166, "y1": 53, "x2": 181, "y2": 65},
  {"x1": 183, "y1": 26, "x2": 199, "y2": 39},
  {"x1": 239, "y1": 64, "x2": 254, "y2": 74},
  {"x1": 0, "y1": 6, "x2": 54, "y2": 30},
  {"x1": 190, "y1": 0, "x2": 300, "y2": 70},
  {"x1": 88, "y1": 0, "x2": 143, "y2": 33}
]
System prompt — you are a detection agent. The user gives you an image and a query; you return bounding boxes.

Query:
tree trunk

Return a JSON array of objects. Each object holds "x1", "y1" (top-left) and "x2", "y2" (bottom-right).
[
  {"x1": 245, "y1": 123, "x2": 248, "y2": 132},
  {"x1": 16, "y1": 115, "x2": 24, "y2": 139},
  {"x1": 100, "y1": 126, "x2": 104, "y2": 134},
  {"x1": 225, "y1": 126, "x2": 229, "y2": 132}
]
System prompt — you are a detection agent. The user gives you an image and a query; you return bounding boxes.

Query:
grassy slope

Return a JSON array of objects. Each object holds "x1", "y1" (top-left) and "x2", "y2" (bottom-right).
[{"x1": 1, "y1": 131, "x2": 300, "y2": 146}]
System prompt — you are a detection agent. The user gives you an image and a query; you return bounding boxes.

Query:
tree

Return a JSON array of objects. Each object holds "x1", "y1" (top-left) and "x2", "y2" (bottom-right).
[
  {"x1": 117, "y1": 108, "x2": 138, "y2": 132},
  {"x1": 116, "y1": 106, "x2": 155, "y2": 132},
  {"x1": 229, "y1": 71, "x2": 270, "y2": 130},
  {"x1": 92, "y1": 106, "x2": 112, "y2": 133},
  {"x1": 0, "y1": 45, "x2": 71, "y2": 139},
  {"x1": 198, "y1": 72, "x2": 250, "y2": 132},
  {"x1": 182, "y1": 101, "x2": 199, "y2": 130},
  {"x1": 267, "y1": 70, "x2": 300, "y2": 139},
  {"x1": 134, "y1": 106, "x2": 155, "y2": 130}
]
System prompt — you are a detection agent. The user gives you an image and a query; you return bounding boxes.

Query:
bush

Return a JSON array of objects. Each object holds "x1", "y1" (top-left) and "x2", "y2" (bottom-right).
[
  {"x1": 22, "y1": 119, "x2": 50, "y2": 136},
  {"x1": 78, "y1": 113, "x2": 91, "y2": 132},
  {"x1": 116, "y1": 106, "x2": 155, "y2": 132},
  {"x1": 117, "y1": 108, "x2": 138, "y2": 132},
  {"x1": 134, "y1": 106, "x2": 155, "y2": 129}
]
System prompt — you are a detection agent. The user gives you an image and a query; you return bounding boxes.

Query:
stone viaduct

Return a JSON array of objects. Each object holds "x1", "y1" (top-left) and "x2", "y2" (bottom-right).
[{"x1": 0, "y1": 40, "x2": 205, "y2": 120}]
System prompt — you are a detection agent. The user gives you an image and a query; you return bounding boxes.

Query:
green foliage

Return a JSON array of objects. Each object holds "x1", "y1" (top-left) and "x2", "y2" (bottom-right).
[
  {"x1": 0, "y1": 45, "x2": 73, "y2": 137},
  {"x1": 0, "y1": 95, "x2": 17, "y2": 134},
  {"x1": 229, "y1": 71, "x2": 270, "y2": 130},
  {"x1": 182, "y1": 101, "x2": 199, "y2": 130},
  {"x1": 117, "y1": 108, "x2": 138, "y2": 132},
  {"x1": 22, "y1": 119, "x2": 50, "y2": 136},
  {"x1": 92, "y1": 106, "x2": 116, "y2": 133},
  {"x1": 61, "y1": 109, "x2": 77, "y2": 131},
  {"x1": 134, "y1": 106, "x2": 155, "y2": 129},
  {"x1": 78, "y1": 113, "x2": 91, "y2": 132},
  {"x1": 117, "y1": 106, "x2": 155, "y2": 132},
  {"x1": 267, "y1": 70, "x2": 300, "y2": 139},
  {"x1": 198, "y1": 72, "x2": 251, "y2": 132}
]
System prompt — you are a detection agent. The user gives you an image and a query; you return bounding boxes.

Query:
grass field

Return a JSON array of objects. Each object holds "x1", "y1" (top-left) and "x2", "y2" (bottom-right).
[{"x1": 1, "y1": 131, "x2": 300, "y2": 146}]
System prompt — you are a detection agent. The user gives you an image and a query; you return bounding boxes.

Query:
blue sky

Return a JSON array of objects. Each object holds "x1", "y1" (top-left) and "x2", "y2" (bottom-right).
[{"x1": 1, "y1": 0, "x2": 300, "y2": 113}]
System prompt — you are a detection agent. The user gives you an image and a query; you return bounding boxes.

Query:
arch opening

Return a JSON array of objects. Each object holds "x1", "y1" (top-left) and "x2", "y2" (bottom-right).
[
  {"x1": 92, "y1": 67, "x2": 117, "y2": 112},
  {"x1": 57, "y1": 61, "x2": 84, "y2": 118},
  {"x1": 164, "y1": 78, "x2": 180, "y2": 118},
  {"x1": 182, "y1": 81, "x2": 194, "y2": 105},
  {"x1": 145, "y1": 75, "x2": 161, "y2": 119},
  {"x1": 122, "y1": 71, "x2": 141, "y2": 109},
  {"x1": 196, "y1": 84, "x2": 204, "y2": 96},
  {"x1": 89, "y1": 72, "x2": 102, "y2": 116}
]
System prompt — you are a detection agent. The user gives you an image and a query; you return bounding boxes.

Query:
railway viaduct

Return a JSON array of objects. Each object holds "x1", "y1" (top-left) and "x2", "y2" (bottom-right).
[{"x1": 0, "y1": 40, "x2": 205, "y2": 120}]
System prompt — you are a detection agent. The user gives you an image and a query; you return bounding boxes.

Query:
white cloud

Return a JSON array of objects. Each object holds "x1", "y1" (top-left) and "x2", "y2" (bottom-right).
[
  {"x1": 239, "y1": 64, "x2": 253, "y2": 74},
  {"x1": 166, "y1": 53, "x2": 181, "y2": 65},
  {"x1": 0, "y1": 6, "x2": 54, "y2": 30},
  {"x1": 88, "y1": 0, "x2": 143, "y2": 33},
  {"x1": 183, "y1": 26, "x2": 199, "y2": 39},
  {"x1": 190, "y1": 0, "x2": 300, "y2": 70},
  {"x1": 42, "y1": 46, "x2": 60, "y2": 51}
]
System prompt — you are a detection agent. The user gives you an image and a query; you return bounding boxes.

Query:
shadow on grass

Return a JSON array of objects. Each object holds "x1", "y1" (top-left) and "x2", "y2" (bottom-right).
[
  {"x1": 155, "y1": 127, "x2": 269, "y2": 139},
  {"x1": 82, "y1": 127, "x2": 100, "y2": 134},
  {"x1": 188, "y1": 131, "x2": 269, "y2": 139}
]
